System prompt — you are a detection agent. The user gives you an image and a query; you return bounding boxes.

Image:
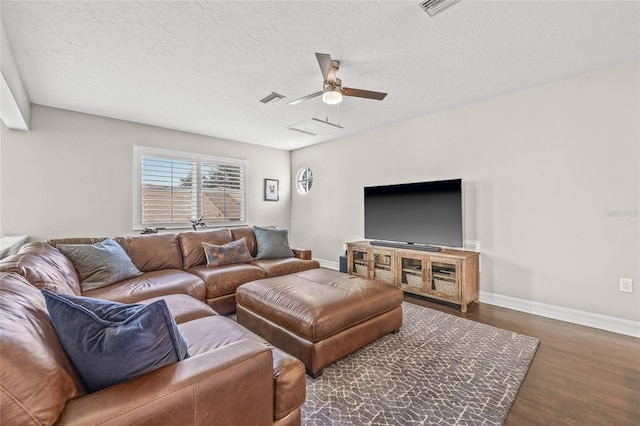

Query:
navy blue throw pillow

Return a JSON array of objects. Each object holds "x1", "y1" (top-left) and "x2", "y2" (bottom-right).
[{"x1": 41, "y1": 289, "x2": 189, "y2": 393}]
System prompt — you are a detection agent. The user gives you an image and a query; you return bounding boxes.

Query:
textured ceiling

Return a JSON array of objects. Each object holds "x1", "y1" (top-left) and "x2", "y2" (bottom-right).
[{"x1": 1, "y1": 1, "x2": 638, "y2": 150}]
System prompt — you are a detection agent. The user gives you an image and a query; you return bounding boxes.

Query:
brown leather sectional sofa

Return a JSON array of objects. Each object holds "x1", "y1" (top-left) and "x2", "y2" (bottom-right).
[
  {"x1": 0, "y1": 227, "x2": 320, "y2": 426},
  {"x1": 47, "y1": 227, "x2": 319, "y2": 315}
]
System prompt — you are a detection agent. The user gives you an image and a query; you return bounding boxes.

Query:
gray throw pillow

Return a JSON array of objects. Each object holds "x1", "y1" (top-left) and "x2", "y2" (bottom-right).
[
  {"x1": 254, "y1": 226, "x2": 294, "y2": 260},
  {"x1": 58, "y1": 238, "x2": 142, "y2": 292}
]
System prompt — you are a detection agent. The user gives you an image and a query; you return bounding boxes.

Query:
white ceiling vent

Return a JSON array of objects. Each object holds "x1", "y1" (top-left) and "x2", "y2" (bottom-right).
[
  {"x1": 418, "y1": 0, "x2": 461, "y2": 17},
  {"x1": 259, "y1": 92, "x2": 285, "y2": 104},
  {"x1": 288, "y1": 118, "x2": 342, "y2": 136}
]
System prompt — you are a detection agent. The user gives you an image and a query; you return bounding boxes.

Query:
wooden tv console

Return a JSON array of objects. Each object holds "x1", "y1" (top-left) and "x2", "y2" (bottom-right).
[{"x1": 346, "y1": 241, "x2": 480, "y2": 312}]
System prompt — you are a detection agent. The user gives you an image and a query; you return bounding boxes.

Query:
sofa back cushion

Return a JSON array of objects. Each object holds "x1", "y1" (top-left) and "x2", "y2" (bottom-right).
[
  {"x1": 230, "y1": 227, "x2": 258, "y2": 257},
  {"x1": 115, "y1": 233, "x2": 183, "y2": 271},
  {"x1": 179, "y1": 229, "x2": 233, "y2": 269},
  {"x1": 0, "y1": 242, "x2": 81, "y2": 296},
  {"x1": 0, "y1": 273, "x2": 86, "y2": 425}
]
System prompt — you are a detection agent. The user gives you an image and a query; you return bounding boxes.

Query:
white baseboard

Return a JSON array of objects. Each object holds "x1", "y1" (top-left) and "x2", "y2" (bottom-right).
[
  {"x1": 479, "y1": 291, "x2": 640, "y2": 338},
  {"x1": 314, "y1": 258, "x2": 640, "y2": 338},
  {"x1": 317, "y1": 259, "x2": 339, "y2": 270}
]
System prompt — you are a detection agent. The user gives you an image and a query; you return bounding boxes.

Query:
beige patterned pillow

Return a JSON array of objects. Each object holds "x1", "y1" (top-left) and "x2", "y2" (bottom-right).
[{"x1": 202, "y1": 239, "x2": 254, "y2": 267}]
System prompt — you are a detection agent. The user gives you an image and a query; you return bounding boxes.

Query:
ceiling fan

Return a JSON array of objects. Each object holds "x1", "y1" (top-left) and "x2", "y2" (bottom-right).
[{"x1": 288, "y1": 53, "x2": 387, "y2": 106}]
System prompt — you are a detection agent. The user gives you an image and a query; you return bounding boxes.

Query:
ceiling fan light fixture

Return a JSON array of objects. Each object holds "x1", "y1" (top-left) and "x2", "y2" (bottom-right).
[
  {"x1": 322, "y1": 90, "x2": 343, "y2": 105},
  {"x1": 290, "y1": 53, "x2": 387, "y2": 106}
]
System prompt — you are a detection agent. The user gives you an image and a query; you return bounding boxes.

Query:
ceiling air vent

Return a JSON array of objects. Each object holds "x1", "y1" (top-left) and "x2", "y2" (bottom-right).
[
  {"x1": 259, "y1": 92, "x2": 285, "y2": 104},
  {"x1": 288, "y1": 118, "x2": 342, "y2": 136},
  {"x1": 418, "y1": 0, "x2": 461, "y2": 17}
]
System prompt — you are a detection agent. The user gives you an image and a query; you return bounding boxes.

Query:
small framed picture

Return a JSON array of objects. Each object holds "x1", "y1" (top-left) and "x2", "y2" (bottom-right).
[{"x1": 264, "y1": 178, "x2": 279, "y2": 201}]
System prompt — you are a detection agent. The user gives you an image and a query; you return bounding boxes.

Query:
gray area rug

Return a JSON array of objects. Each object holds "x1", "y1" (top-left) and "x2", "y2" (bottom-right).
[{"x1": 302, "y1": 302, "x2": 539, "y2": 426}]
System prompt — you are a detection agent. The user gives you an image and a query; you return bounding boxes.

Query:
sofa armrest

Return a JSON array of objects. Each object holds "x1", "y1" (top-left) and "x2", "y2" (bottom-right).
[
  {"x1": 291, "y1": 248, "x2": 312, "y2": 260},
  {"x1": 57, "y1": 339, "x2": 275, "y2": 426}
]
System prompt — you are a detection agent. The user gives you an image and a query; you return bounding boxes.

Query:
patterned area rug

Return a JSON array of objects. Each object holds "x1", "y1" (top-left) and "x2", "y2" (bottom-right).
[{"x1": 302, "y1": 302, "x2": 539, "y2": 426}]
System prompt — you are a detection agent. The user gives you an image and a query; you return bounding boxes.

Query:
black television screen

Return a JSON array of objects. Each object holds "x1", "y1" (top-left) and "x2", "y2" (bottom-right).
[{"x1": 364, "y1": 179, "x2": 463, "y2": 249}]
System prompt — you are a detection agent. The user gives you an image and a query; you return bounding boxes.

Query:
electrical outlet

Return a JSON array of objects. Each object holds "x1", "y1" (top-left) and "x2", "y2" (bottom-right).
[{"x1": 619, "y1": 278, "x2": 633, "y2": 293}]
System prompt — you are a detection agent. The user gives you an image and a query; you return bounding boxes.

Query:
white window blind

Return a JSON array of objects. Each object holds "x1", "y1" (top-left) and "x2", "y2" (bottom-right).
[{"x1": 134, "y1": 146, "x2": 247, "y2": 229}]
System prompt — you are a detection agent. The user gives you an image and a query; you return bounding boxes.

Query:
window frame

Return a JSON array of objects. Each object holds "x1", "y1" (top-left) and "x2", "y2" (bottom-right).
[{"x1": 133, "y1": 146, "x2": 249, "y2": 230}]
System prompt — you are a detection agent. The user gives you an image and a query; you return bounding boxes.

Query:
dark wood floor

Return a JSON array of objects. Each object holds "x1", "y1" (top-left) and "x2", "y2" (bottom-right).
[{"x1": 404, "y1": 294, "x2": 640, "y2": 426}]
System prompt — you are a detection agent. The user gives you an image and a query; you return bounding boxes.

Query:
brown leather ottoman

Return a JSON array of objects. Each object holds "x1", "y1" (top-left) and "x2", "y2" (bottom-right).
[{"x1": 236, "y1": 268, "x2": 404, "y2": 378}]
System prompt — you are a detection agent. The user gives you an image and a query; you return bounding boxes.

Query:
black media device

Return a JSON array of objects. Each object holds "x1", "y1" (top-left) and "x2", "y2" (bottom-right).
[
  {"x1": 364, "y1": 178, "x2": 463, "y2": 252},
  {"x1": 339, "y1": 255, "x2": 348, "y2": 273}
]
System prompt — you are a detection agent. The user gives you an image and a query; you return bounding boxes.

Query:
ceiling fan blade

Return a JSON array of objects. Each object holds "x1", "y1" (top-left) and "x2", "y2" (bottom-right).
[
  {"x1": 315, "y1": 53, "x2": 333, "y2": 81},
  {"x1": 288, "y1": 91, "x2": 323, "y2": 105},
  {"x1": 342, "y1": 87, "x2": 388, "y2": 101}
]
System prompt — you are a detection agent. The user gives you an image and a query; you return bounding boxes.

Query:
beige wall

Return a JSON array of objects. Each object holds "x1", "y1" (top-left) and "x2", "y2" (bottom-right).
[
  {"x1": 0, "y1": 105, "x2": 292, "y2": 240},
  {"x1": 291, "y1": 60, "x2": 640, "y2": 322}
]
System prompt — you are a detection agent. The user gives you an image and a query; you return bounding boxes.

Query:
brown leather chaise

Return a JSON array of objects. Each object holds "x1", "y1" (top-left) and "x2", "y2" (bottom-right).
[
  {"x1": 1, "y1": 271, "x2": 306, "y2": 426},
  {"x1": 236, "y1": 268, "x2": 404, "y2": 378}
]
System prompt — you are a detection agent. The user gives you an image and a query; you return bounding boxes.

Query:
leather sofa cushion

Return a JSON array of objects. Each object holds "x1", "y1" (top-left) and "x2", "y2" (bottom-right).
[
  {"x1": 178, "y1": 315, "x2": 305, "y2": 420},
  {"x1": 230, "y1": 226, "x2": 258, "y2": 257},
  {"x1": 179, "y1": 315, "x2": 260, "y2": 354},
  {"x1": 236, "y1": 268, "x2": 404, "y2": 342},
  {"x1": 115, "y1": 233, "x2": 183, "y2": 271},
  {"x1": 140, "y1": 294, "x2": 217, "y2": 323},
  {"x1": 83, "y1": 270, "x2": 206, "y2": 304},
  {"x1": 179, "y1": 229, "x2": 233, "y2": 269},
  {"x1": 0, "y1": 242, "x2": 81, "y2": 295},
  {"x1": 250, "y1": 257, "x2": 321, "y2": 278},
  {"x1": 0, "y1": 273, "x2": 85, "y2": 425},
  {"x1": 188, "y1": 263, "x2": 266, "y2": 299}
]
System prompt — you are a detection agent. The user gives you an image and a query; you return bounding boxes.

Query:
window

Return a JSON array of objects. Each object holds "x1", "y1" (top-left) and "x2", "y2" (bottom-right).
[
  {"x1": 296, "y1": 167, "x2": 313, "y2": 194},
  {"x1": 134, "y1": 146, "x2": 247, "y2": 230}
]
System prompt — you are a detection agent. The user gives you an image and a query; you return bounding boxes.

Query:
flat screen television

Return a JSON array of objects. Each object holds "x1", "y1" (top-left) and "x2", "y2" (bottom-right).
[{"x1": 364, "y1": 179, "x2": 463, "y2": 252}]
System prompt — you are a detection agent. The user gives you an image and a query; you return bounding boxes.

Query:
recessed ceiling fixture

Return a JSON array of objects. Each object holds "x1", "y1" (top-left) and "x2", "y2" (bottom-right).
[
  {"x1": 418, "y1": 0, "x2": 462, "y2": 17},
  {"x1": 289, "y1": 53, "x2": 387, "y2": 106},
  {"x1": 259, "y1": 92, "x2": 285, "y2": 104},
  {"x1": 288, "y1": 118, "x2": 343, "y2": 136}
]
